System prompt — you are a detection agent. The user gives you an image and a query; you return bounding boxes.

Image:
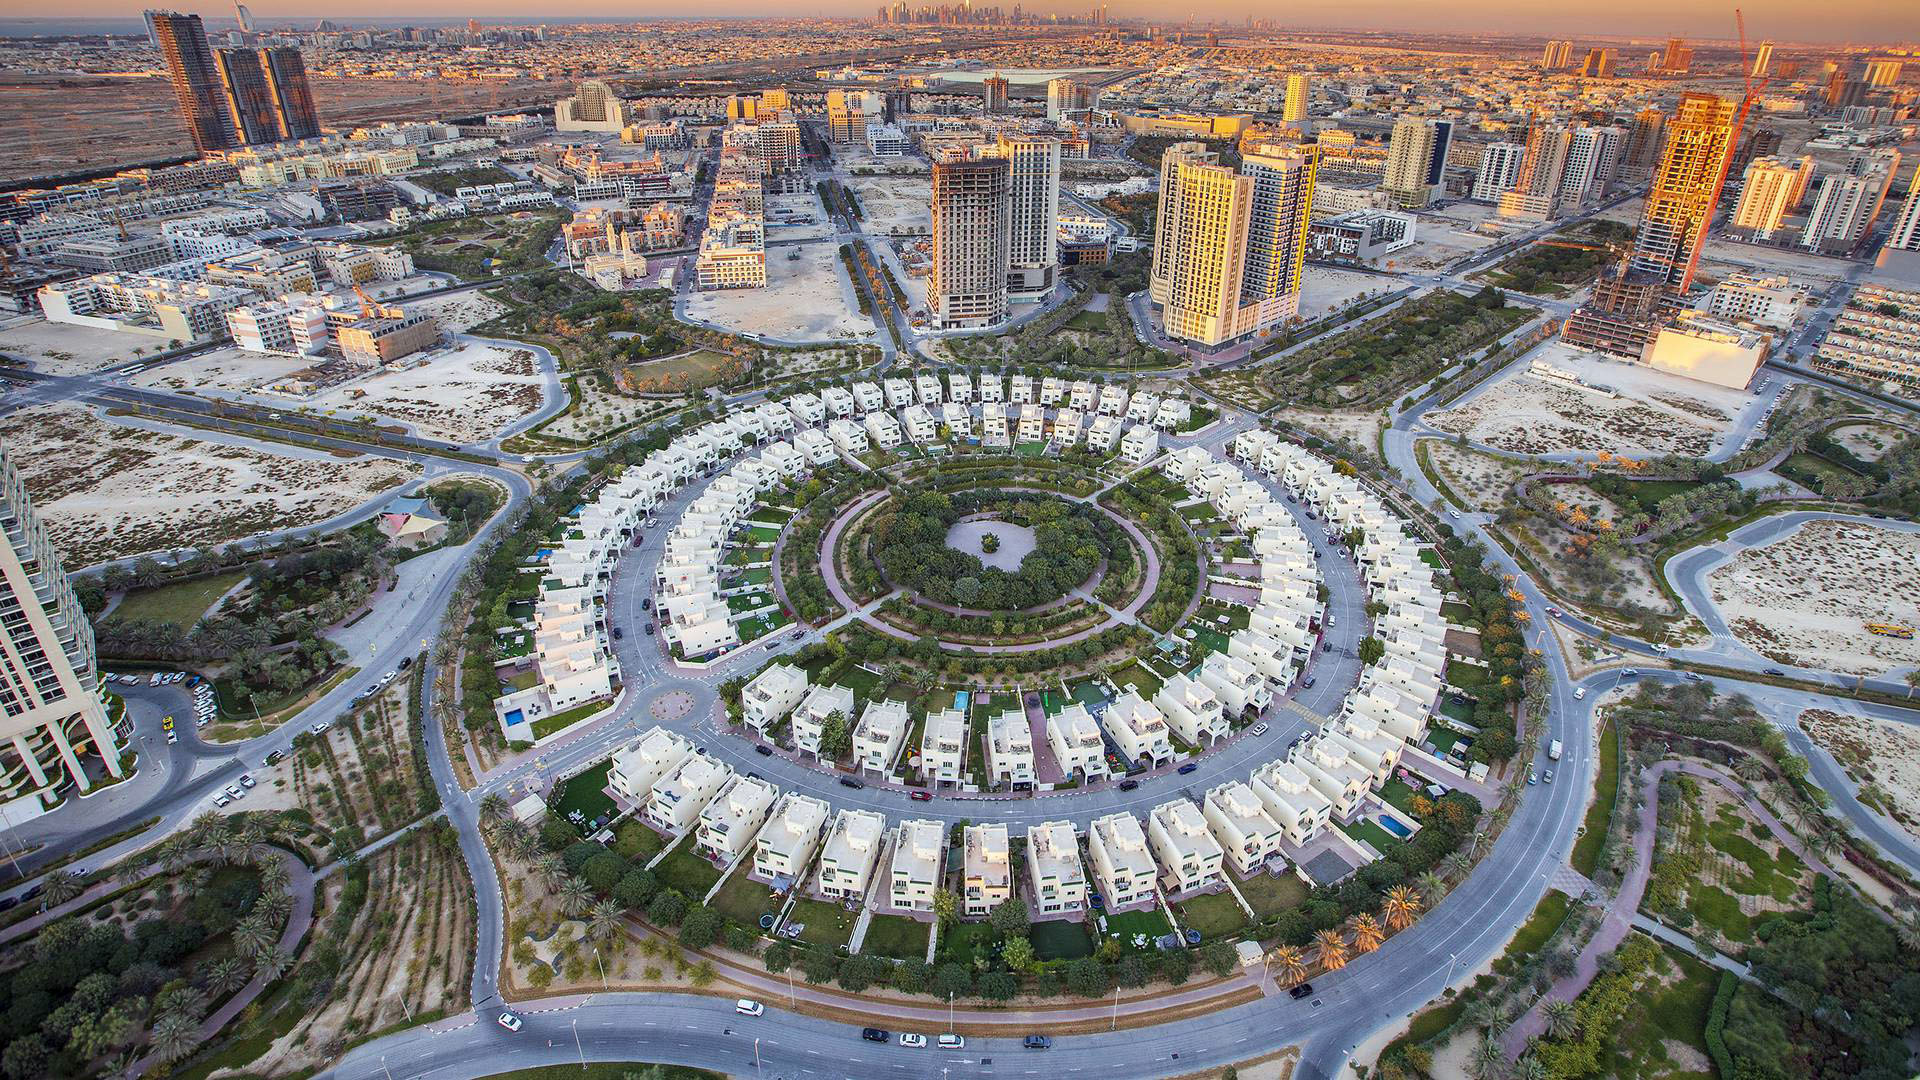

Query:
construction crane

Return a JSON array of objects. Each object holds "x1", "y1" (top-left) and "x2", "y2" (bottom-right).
[{"x1": 1676, "y1": 8, "x2": 1775, "y2": 291}]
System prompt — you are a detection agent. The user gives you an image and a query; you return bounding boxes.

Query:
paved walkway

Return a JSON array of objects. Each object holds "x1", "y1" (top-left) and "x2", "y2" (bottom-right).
[{"x1": 1502, "y1": 759, "x2": 1827, "y2": 1056}]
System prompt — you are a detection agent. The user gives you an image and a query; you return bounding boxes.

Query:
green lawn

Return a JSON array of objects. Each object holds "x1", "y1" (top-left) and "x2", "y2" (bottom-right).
[
  {"x1": 1438, "y1": 698, "x2": 1475, "y2": 725},
  {"x1": 1236, "y1": 871, "x2": 1308, "y2": 919},
  {"x1": 737, "y1": 611, "x2": 793, "y2": 642},
  {"x1": 654, "y1": 835, "x2": 723, "y2": 898},
  {"x1": 1066, "y1": 309, "x2": 1110, "y2": 331},
  {"x1": 1339, "y1": 818, "x2": 1405, "y2": 856},
  {"x1": 1378, "y1": 779, "x2": 1421, "y2": 816},
  {"x1": 552, "y1": 761, "x2": 617, "y2": 831},
  {"x1": 1175, "y1": 890, "x2": 1249, "y2": 937},
  {"x1": 861, "y1": 914, "x2": 932, "y2": 960},
  {"x1": 1110, "y1": 661, "x2": 1164, "y2": 699},
  {"x1": 737, "y1": 567, "x2": 773, "y2": 587},
  {"x1": 1097, "y1": 907, "x2": 1171, "y2": 951},
  {"x1": 613, "y1": 819, "x2": 665, "y2": 862},
  {"x1": 1570, "y1": 721, "x2": 1620, "y2": 877},
  {"x1": 709, "y1": 869, "x2": 783, "y2": 929},
  {"x1": 1493, "y1": 891, "x2": 1571, "y2": 976},
  {"x1": 728, "y1": 590, "x2": 776, "y2": 613},
  {"x1": 1606, "y1": 946, "x2": 1721, "y2": 1077},
  {"x1": 530, "y1": 699, "x2": 611, "y2": 740},
  {"x1": 937, "y1": 919, "x2": 998, "y2": 967},
  {"x1": 743, "y1": 524, "x2": 782, "y2": 543},
  {"x1": 748, "y1": 507, "x2": 795, "y2": 525},
  {"x1": 785, "y1": 896, "x2": 857, "y2": 949},
  {"x1": 1706, "y1": 804, "x2": 1805, "y2": 902},
  {"x1": 109, "y1": 572, "x2": 247, "y2": 629},
  {"x1": 1031, "y1": 918, "x2": 1094, "y2": 960},
  {"x1": 1426, "y1": 728, "x2": 1465, "y2": 756}
]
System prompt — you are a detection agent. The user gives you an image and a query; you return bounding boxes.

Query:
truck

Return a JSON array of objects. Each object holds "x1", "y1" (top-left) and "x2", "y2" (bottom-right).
[{"x1": 1549, "y1": 740, "x2": 1563, "y2": 762}]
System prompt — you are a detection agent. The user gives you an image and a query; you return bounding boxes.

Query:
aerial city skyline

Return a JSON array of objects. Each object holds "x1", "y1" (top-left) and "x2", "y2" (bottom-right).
[{"x1": 0, "y1": 5, "x2": 1917, "y2": 1080}]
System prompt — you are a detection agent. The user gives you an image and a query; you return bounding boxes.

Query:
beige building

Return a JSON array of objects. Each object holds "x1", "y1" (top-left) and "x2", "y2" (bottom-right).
[
  {"x1": 1642, "y1": 312, "x2": 1768, "y2": 389},
  {"x1": 753, "y1": 792, "x2": 831, "y2": 885},
  {"x1": 1027, "y1": 820, "x2": 1087, "y2": 916},
  {"x1": 987, "y1": 708, "x2": 1037, "y2": 787},
  {"x1": 816, "y1": 808, "x2": 887, "y2": 901},
  {"x1": 963, "y1": 823, "x2": 1012, "y2": 917},
  {"x1": 0, "y1": 448, "x2": 125, "y2": 810},
  {"x1": 1147, "y1": 798, "x2": 1226, "y2": 894},
  {"x1": 887, "y1": 818, "x2": 946, "y2": 912},
  {"x1": 1086, "y1": 812, "x2": 1158, "y2": 909},
  {"x1": 1250, "y1": 758, "x2": 1334, "y2": 846},
  {"x1": 608, "y1": 726, "x2": 694, "y2": 806},
  {"x1": 928, "y1": 154, "x2": 1012, "y2": 329},
  {"x1": 919, "y1": 706, "x2": 968, "y2": 788},
  {"x1": 1047, "y1": 702, "x2": 1112, "y2": 780},
  {"x1": 1101, "y1": 691, "x2": 1174, "y2": 766},
  {"x1": 853, "y1": 698, "x2": 910, "y2": 775},
  {"x1": 644, "y1": 753, "x2": 733, "y2": 834},
  {"x1": 1149, "y1": 141, "x2": 1317, "y2": 348},
  {"x1": 695, "y1": 773, "x2": 779, "y2": 865},
  {"x1": 741, "y1": 663, "x2": 808, "y2": 731},
  {"x1": 1203, "y1": 780, "x2": 1287, "y2": 875}
]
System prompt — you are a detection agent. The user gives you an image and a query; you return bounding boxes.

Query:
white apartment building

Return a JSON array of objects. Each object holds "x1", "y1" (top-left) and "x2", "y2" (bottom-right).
[
  {"x1": 741, "y1": 662, "x2": 808, "y2": 731},
  {"x1": 1203, "y1": 781, "x2": 1287, "y2": 875},
  {"x1": 608, "y1": 726, "x2": 694, "y2": 806},
  {"x1": 1147, "y1": 798, "x2": 1226, "y2": 894},
  {"x1": 920, "y1": 707, "x2": 968, "y2": 788},
  {"x1": 1101, "y1": 691, "x2": 1174, "y2": 767},
  {"x1": 987, "y1": 708, "x2": 1037, "y2": 788},
  {"x1": 887, "y1": 818, "x2": 946, "y2": 912},
  {"x1": 816, "y1": 808, "x2": 887, "y2": 900},
  {"x1": 1249, "y1": 759, "x2": 1334, "y2": 846},
  {"x1": 792, "y1": 683, "x2": 856, "y2": 759},
  {"x1": 1027, "y1": 820, "x2": 1087, "y2": 915},
  {"x1": 695, "y1": 773, "x2": 779, "y2": 865},
  {"x1": 1086, "y1": 812, "x2": 1158, "y2": 909},
  {"x1": 753, "y1": 792, "x2": 831, "y2": 884},
  {"x1": 1119, "y1": 424, "x2": 1159, "y2": 466},
  {"x1": 1047, "y1": 702, "x2": 1113, "y2": 781},
  {"x1": 644, "y1": 753, "x2": 733, "y2": 834},
  {"x1": 983, "y1": 135, "x2": 1061, "y2": 303},
  {"x1": 963, "y1": 823, "x2": 1012, "y2": 917},
  {"x1": 1154, "y1": 673, "x2": 1228, "y2": 746},
  {"x1": 1196, "y1": 651, "x2": 1271, "y2": 718},
  {"x1": 853, "y1": 698, "x2": 910, "y2": 774}
]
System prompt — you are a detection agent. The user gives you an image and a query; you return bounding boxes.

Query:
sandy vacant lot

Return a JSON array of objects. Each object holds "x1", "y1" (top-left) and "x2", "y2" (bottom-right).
[
  {"x1": 1700, "y1": 238, "x2": 1858, "y2": 284},
  {"x1": 1396, "y1": 203, "x2": 1518, "y2": 270},
  {"x1": 1828, "y1": 422, "x2": 1910, "y2": 462},
  {"x1": 408, "y1": 290, "x2": 511, "y2": 333},
  {"x1": 1299, "y1": 266, "x2": 1394, "y2": 321},
  {"x1": 1423, "y1": 441, "x2": 1531, "y2": 513},
  {"x1": 1708, "y1": 519, "x2": 1920, "y2": 676},
  {"x1": 0, "y1": 318, "x2": 165, "y2": 376},
  {"x1": 765, "y1": 191, "x2": 836, "y2": 242},
  {"x1": 1801, "y1": 708, "x2": 1920, "y2": 835},
  {"x1": 0, "y1": 402, "x2": 418, "y2": 567},
  {"x1": 134, "y1": 340, "x2": 548, "y2": 445},
  {"x1": 1425, "y1": 343, "x2": 1750, "y2": 457},
  {"x1": 848, "y1": 174, "x2": 932, "y2": 235},
  {"x1": 684, "y1": 241, "x2": 877, "y2": 344}
]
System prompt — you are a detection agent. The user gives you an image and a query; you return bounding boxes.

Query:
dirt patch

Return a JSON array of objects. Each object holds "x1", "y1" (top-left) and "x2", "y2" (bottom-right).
[
  {"x1": 0, "y1": 402, "x2": 416, "y2": 567},
  {"x1": 1706, "y1": 519, "x2": 1920, "y2": 676},
  {"x1": 683, "y1": 241, "x2": 877, "y2": 343},
  {"x1": 1802, "y1": 708, "x2": 1920, "y2": 834},
  {"x1": 1828, "y1": 422, "x2": 1908, "y2": 462},
  {"x1": 1422, "y1": 440, "x2": 1530, "y2": 514},
  {"x1": 408, "y1": 290, "x2": 512, "y2": 332}
]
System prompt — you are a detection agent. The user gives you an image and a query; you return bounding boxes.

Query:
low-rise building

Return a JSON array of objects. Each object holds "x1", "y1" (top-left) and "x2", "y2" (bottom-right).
[
  {"x1": 1047, "y1": 702, "x2": 1112, "y2": 781},
  {"x1": 791, "y1": 683, "x2": 856, "y2": 760},
  {"x1": 741, "y1": 662, "x2": 808, "y2": 731},
  {"x1": 753, "y1": 792, "x2": 831, "y2": 884},
  {"x1": 1086, "y1": 812, "x2": 1158, "y2": 909},
  {"x1": 1147, "y1": 798, "x2": 1225, "y2": 894},
  {"x1": 987, "y1": 708, "x2": 1037, "y2": 788},
  {"x1": 1154, "y1": 674, "x2": 1228, "y2": 746},
  {"x1": 888, "y1": 818, "x2": 946, "y2": 912},
  {"x1": 1028, "y1": 820, "x2": 1087, "y2": 916},
  {"x1": 816, "y1": 808, "x2": 887, "y2": 900},
  {"x1": 1203, "y1": 781, "x2": 1287, "y2": 875},
  {"x1": 919, "y1": 707, "x2": 968, "y2": 788},
  {"x1": 644, "y1": 753, "x2": 733, "y2": 834},
  {"x1": 695, "y1": 773, "x2": 779, "y2": 864},
  {"x1": 963, "y1": 823, "x2": 1013, "y2": 918},
  {"x1": 608, "y1": 726, "x2": 694, "y2": 806},
  {"x1": 1101, "y1": 691, "x2": 1174, "y2": 767},
  {"x1": 1249, "y1": 759, "x2": 1333, "y2": 846},
  {"x1": 853, "y1": 698, "x2": 910, "y2": 774}
]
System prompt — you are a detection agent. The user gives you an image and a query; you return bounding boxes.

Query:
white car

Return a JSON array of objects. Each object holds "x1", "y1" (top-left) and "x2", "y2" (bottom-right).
[
  {"x1": 898, "y1": 1033, "x2": 926, "y2": 1048},
  {"x1": 1572, "y1": 687, "x2": 1586, "y2": 700},
  {"x1": 1651, "y1": 643, "x2": 1670, "y2": 654},
  {"x1": 310, "y1": 721, "x2": 330, "y2": 734},
  {"x1": 1249, "y1": 722, "x2": 1269, "y2": 736},
  {"x1": 214, "y1": 793, "x2": 230, "y2": 807},
  {"x1": 225, "y1": 785, "x2": 243, "y2": 799},
  {"x1": 497, "y1": 1012, "x2": 523, "y2": 1032},
  {"x1": 239, "y1": 773, "x2": 256, "y2": 788},
  {"x1": 938, "y1": 1034, "x2": 966, "y2": 1050}
]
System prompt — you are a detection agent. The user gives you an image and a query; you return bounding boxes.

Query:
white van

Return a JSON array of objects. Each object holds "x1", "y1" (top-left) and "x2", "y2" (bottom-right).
[
  {"x1": 937, "y1": 1034, "x2": 966, "y2": 1050},
  {"x1": 735, "y1": 999, "x2": 764, "y2": 1016}
]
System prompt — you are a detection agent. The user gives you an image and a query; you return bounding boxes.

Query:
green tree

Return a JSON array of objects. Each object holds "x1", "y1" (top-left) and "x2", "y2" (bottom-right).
[
  {"x1": 932, "y1": 888, "x2": 959, "y2": 929},
  {"x1": 1198, "y1": 941, "x2": 1238, "y2": 978},
  {"x1": 932, "y1": 961, "x2": 974, "y2": 999},
  {"x1": 893, "y1": 956, "x2": 931, "y2": 993},
  {"x1": 988, "y1": 897, "x2": 1030, "y2": 936},
  {"x1": 678, "y1": 905, "x2": 722, "y2": 949},
  {"x1": 979, "y1": 971, "x2": 1020, "y2": 1001},
  {"x1": 763, "y1": 941, "x2": 794, "y2": 973},
  {"x1": 1358, "y1": 637, "x2": 1386, "y2": 666},
  {"x1": 1002, "y1": 934, "x2": 1038, "y2": 973},
  {"x1": 1065, "y1": 956, "x2": 1109, "y2": 997}
]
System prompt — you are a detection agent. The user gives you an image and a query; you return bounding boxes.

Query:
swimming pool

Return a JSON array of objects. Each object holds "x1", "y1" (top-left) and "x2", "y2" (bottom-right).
[
  {"x1": 503, "y1": 708, "x2": 524, "y2": 726},
  {"x1": 1378, "y1": 816, "x2": 1412, "y2": 839}
]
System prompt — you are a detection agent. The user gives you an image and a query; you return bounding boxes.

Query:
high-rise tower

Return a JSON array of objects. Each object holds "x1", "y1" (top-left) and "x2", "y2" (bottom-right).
[
  {"x1": 1750, "y1": 40, "x2": 1774, "y2": 78},
  {"x1": 1383, "y1": 119, "x2": 1443, "y2": 208},
  {"x1": 1630, "y1": 93, "x2": 1734, "y2": 290},
  {"x1": 152, "y1": 10, "x2": 240, "y2": 153},
  {"x1": 984, "y1": 136, "x2": 1061, "y2": 303},
  {"x1": 928, "y1": 154, "x2": 1012, "y2": 329},
  {"x1": 0, "y1": 447, "x2": 124, "y2": 807},
  {"x1": 982, "y1": 74, "x2": 1010, "y2": 114},
  {"x1": 1283, "y1": 75, "x2": 1309, "y2": 124},
  {"x1": 214, "y1": 48, "x2": 279, "y2": 145},
  {"x1": 258, "y1": 46, "x2": 319, "y2": 139}
]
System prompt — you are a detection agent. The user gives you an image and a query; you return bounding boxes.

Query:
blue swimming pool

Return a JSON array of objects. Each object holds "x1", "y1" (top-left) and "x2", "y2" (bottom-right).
[
  {"x1": 955, "y1": 690, "x2": 971, "y2": 710},
  {"x1": 1378, "y1": 816, "x2": 1412, "y2": 839},
  {"x1": 504, "y1": 709, "x2": 524, "y2": 726}
]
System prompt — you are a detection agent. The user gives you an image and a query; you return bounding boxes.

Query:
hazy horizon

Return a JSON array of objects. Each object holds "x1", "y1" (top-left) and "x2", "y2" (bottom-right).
[{"x1": 0, "y1": 2, "x2": 1915, "y2": 46}]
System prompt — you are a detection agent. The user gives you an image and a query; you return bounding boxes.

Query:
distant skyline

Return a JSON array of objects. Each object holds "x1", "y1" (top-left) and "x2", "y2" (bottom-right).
[{"x1": 1, "y1": 2, "x2": 1916, "y2": 45}]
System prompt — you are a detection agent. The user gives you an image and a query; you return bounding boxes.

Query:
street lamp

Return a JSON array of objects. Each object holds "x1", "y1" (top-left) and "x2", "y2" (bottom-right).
[
  {"x1": 593, "y1": 945, "x2": 608, "y2": 990},
  {"x1": 573, "y1": 1017, "x2": 585, "y2": 1071}
]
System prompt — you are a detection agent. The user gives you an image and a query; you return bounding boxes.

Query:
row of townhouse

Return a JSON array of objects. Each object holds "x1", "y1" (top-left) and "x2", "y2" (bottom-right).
[
  {"x1": 741, "y1": 664, "x2": 977, "y2": 787},
  {"x1": 789, "y1": 371, "x2": 1198, "y2": 431}
]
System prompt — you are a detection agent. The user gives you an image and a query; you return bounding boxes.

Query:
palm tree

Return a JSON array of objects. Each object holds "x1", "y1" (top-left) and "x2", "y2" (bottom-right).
[
  {"x1": 559, "y1": 875, "x2": 594, "y2": 919},
  {"x1": 1266, "y1": 944, "x2": 1307, "y2": 986},
  {"x1": 203, "y1": 955, "x2": 251, "y2": 996},
  {"x1": 253, "y1": 946, "x2": 293, "y2": 982},
  {"x1": 233, "y1": 915, "x2": 278, "y2": 959},
  {"x1": 1314, "y1": 928, "x2": 1348, "y2": 972},
  {"x1": 1516, "y1": 1054, "x2": 1547, "y2": 1080},
  {"x1": 479, "y1": 792, "x2": 512, "y2": 827},
  {"x1": 235, "y1": 822, "x2": 272, "y2": 866},
  {"x1": 503, "y1": 820, "x2": 537, "y2": 862},
  {"x1": 1416, "y1": 870, "x2": 1446, "y2": 906},
  {"x1": 1351, "y1": 914, "x2": 1384, "y2": 954},
  {"x1": 42, "y1": 869, "x2": 85, "y2": 906},
  {"x1": 1543, "y1": 999, "x2": 1579, "y2": 1040},
  {"x1": 256, "y1": 889, "x2": 293, "y2": 925},
  {"x1": 1469, "y1": 1036, "x2": 1504, "y2": 1080},
  {"x1": 116, "y1": 855, "x2": 154, "y2": 889},
  {"x1": 1442, "y1": 851, "x2": 1473, "y2": 880},
  {"x1": 538, "y1": 854, "x2": 568, "y2": 893},
  {"x1": 158, "y1": 834, "x2": 196, "y2": 873},
  {"x1": 1899, "y1": 912, "x2": 1920, "y2": 953},
  {"x1": 1384, "y1": 885, "x2": 1421, "y2": 931},
  {"x1": 148, "y1": 1012, "x2": 201, "y2": 1063},
  {"x1": 259, "y1": 858, "x2": 291, "y2": 897},
  {"x1": 1467, "y1": 997, "x2": 1507, "y2": 1033},
  {"x1": 588, "y1": 899, "x2": 622, "y2": 942}
]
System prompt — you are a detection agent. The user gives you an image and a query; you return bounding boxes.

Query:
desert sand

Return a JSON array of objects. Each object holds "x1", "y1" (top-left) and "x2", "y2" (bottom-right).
[
  {"x1": 683, "y1": 241, "x2": 878, "y2": 343},
  {"x1": 0, "y1": 402, "x2": 418, "y2": 567},
  {"x1": 1801, "y1": 708, "x2": 1920, "y2": 837},
  {"x1": 1707, "y1": 519, "x2": 1920, "y2": 676}
]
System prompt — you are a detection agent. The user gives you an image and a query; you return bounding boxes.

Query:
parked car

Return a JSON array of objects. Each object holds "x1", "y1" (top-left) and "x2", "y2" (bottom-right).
[
  {"x1": 1023, "y1": 1036, "x2": 1052, "y2": 1050},
  {"x1": 497, "y1": 1013, "x2": 523, "y2": 1032},
  {"x1": 839, "y1": 777, "x2": 865, "y2": 789},
  {"x1": 641, "y1": 598, "x2": 652, "y2": 610},
  {"x1": 754, "y1": 744, "x2": 773, "y2": 756},
  {"x1": 734, "y1": 1000, "x2": 764, "y2": 1016},
  {"x1": 1177, "y1": 762, "x2": 1199, "y2": 775},
  {"x1": 1117, "y1": 779, "x2": 1139, "y2": 791},
  {"x1": 1288, "y1": 982, "x2": 1315, "y2": 999},
  {"x1": 238, "y1": 773, "x2": 256, "y2": 788},
  {"x1": 1527, "y1": 769, "x2": 1537, "y2": 785},
  {"x1": 214, "y1": 794, "x2": 230, "y2": 807},
  {"x1": 861, "y1": 1028, "x2": 889, "y2": 1043},
  {"x1": 264, "y1": 750, "x2": 285, "y2": 766},
  {"x1": 1301, "y1": 676, "x2": 1315, "y2": 689},
  {"x1": 612, "y1": 627, "x2": 624, "y2": 640},
  {"x1": 1544, "y1": 770, "x2": 1554, "y2": 784},
  {"x1": 1249, "y1": 723, "x2": 1268, "y2": 736},
  {"x1": 1763, "y1": 668, "x2": 1785, "y2": 677},
  {"x1": 898, "y1": 1033, "x2": 926, "y2": 1048},
  {"x1": 165, "y1": 731, "x2": 177, "y2": 745},
  {"x1": 910, "y1": 790, "x2": 932, "y2": 801},
  {"x1": 1685, "y1": 672, "x2": 1704, "y2": 682},
  {"x1": 645, "y1": 625, "x2": 655, "y2": 635},
  {"x1": 224, "y1": 785, "x2": 243, "y2": 799},
  {"x1": 937, "y1": 1034, "x2": 965, "y2": 1050}
]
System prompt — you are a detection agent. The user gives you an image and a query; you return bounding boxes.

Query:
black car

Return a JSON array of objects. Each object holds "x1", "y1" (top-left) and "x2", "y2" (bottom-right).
[
  {"x1": 1117, "y1": 778, "x2": 1139, "y2": 791},
  {"x1": 645, "y1": 624, "x2": 655, "y2": 635},
  {"x1": 612, "y1": 627, "x2": 624, "y2": 640},
  {"x1": 861, "y1": 1028, "x2": 889, "y2": 1043},
  {"x1": 755, "y1": 744, "x2": 774, "y2": 756},
  {"x1": 642, "y1": 598, "x2": 652, "y2": 610},
  {"x1": 1177, "y1": 762, "x2": 1199, "y2": 775},
  {"x1": 398, "y1": 656, "x2": 413, "y2": 669},
  {"x1": 1288, "y1": 982, "x2": 1315, "y2": 999},
  {"x1": 1301, "y1": 676, "x2": 1316, "y2": 689},
  {"x1": 1023, "y1": 1036, "x2": 1052, "y2": 1050},
  {"x1": 1763, "y1": 668, "x2": 1785, "y2": 676},
  {"x1": 839, "y1": 776, "x2": 865, "y2": 789}
]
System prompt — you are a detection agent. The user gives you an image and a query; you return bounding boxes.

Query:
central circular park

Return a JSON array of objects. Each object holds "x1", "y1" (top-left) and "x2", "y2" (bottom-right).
[{"x1": 796, "y1": 459, "x2": 1203, "y2": 673}]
